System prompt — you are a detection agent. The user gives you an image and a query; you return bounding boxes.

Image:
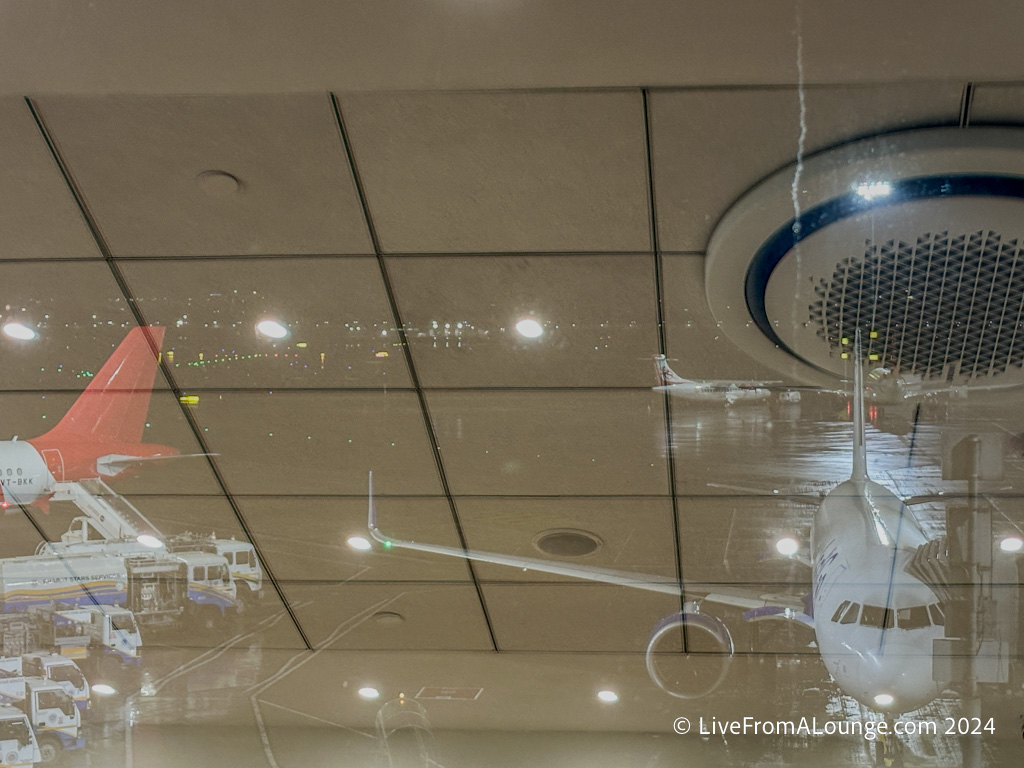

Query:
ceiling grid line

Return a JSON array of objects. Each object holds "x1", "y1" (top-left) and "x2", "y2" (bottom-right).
[
  {"x1": 328, "y1": 92, "x2": 500, "y2": 652},
  {"x1": 23, "y1": 96, "x2": 314, "y2": 651},
  {"x1": 642, "y1": 88, "x2": 689, "y2": 649},
  {"x1": 959, "y1": 82, "x2": 975, "y2": 128}
]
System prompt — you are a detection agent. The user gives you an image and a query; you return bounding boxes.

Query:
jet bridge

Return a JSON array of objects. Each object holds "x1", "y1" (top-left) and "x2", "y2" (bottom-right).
[{"x1": 50, "y1": 478, "x2": 162, "y2": 543}]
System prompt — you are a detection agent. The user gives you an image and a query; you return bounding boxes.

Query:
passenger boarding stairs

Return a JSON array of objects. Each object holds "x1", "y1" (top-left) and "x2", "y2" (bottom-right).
[{"x1": 49, "y1": 479, "x2": 163, "y2": 543}]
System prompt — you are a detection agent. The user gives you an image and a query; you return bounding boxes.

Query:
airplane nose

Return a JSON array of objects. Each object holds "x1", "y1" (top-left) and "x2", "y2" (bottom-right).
[{"x1": 858, "y1": 653, "x2": 940, "y2": 713}]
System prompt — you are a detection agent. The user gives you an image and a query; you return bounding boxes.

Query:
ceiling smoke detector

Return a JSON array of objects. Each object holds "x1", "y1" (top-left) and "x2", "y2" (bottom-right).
[
  {"x1": 705, "y1": 127, "x2": 1024, "y2": 388},
  {"x1": 533, "y1": 529, "x2": 603, "y2": 557}
]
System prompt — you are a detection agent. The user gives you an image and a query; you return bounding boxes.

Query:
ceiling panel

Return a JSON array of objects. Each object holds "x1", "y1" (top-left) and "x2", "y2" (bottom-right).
[
  {"x1": 157, "y1": 593, "x2": 308, "y2": 650},
  {"x1": 426, "y1": 390, "x2": 669, "y2": 496},
  {"x1": 0, "y1": 509, "x2": 46, "y2": 558},
  {"x1": 457, "y1": 497, "x2": 677, "y2": 583},
  {"x1": 121, "y1": 256, "x2": 409, "y2": 388},
  {"x1": 239, "y1": 495, "x2": 470, "y2": 583},
  {"x1": 661, "y1": 254, "x2": 790, "y2": 380},
  {"x1": 388, "y1": 255, "x2": 658, "y2": 387},
  {"x1": 121, "y1": 493, "x2": 244, "y2": 540},
  {"x1": 243, "y1": 649, "x2": 810, "y2": 734},
  {"x1": 483, "y1": 584, "x2": 678, "y2": 652},
  {"x1": 676, "y1": 495, "x2": 811, "y2": 585},
  {"x1": 0, "y1": 262, "x2": 166, "y2": 390},
  {"x1": 969, "y1": 84, "x2": 1024, "y2": 124},
  {"x1": 5, "y1": 4, "x2": 1024, "y2": 94},
  {"x1": 192, "y1": 391, "x2": 441, "y2": 496},
  {"x1": 0, "y1": 97, "x2": 99, "y2": 260},
  {"x1": 340, "y1": 91, "x2": 650, "y2": 254},
  {"x1": 649, "y1": 84, "x2": 963, "y2": 252},
  {"x1": 283, "y1": 582, "x2": 493, "y2": 651},
  {"x1": 34, "y1": 94, "x2": 373, "y2": 257}
]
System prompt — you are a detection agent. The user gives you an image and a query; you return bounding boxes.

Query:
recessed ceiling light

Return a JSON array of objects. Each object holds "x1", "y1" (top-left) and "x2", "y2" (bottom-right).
[
  {"x1": 534, "y1": 529, "x2": 603, "y2": 557},
  {"x1": 2, "y1": 322, "x2": 37, "y2": 341},
  {"x1": 373, "y1": 611, "x2": 405, "y2": 627},
  {"x1": 358, "y1": 687, "x2": 380, "y2": 700},
  {"x1": 1000, "y1": 536, "x2": 1024, "y2": 553},
  {"x1": 515, "y1": 318, "x2": 544, "y2": 338},
  {"x1": 775, "y1": 537, "x2": 799, "y2": 556},
  {"x1": 91, "y1": 684, "x2": 117, "y2": 696},
  {"x1": 597, "y1": 690, "x2": 618, "y2": 703},
  {"x1": 873, "y1": 693, "x2": 894, "y2": 707},
  {"x1": 197, "y1": 170, "x2": 241, "y2": 198},
  {"x1": 136, "y1": 534, "x2": 164, "y2": 549},
  {"x1": 256, "y1": 320, "x2": 289, "y2": 339},
  {"x1": 347, "y1": 536, "x2": 372, "y2": 551}
]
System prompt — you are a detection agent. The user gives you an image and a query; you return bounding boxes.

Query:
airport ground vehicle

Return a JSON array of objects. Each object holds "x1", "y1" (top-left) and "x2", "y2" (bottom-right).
[
  {"x1": 0, "y1": 704, "x2": 38, "y2": 767},
  {"x1": 2, "y1": 655, "x2": 90, "y2": 714},
  {"x1": 0, "y1": 673, "x2": 82, "y2": 764},
  {"x1": 0, "y1": 550, "x2": 235, "y2": 629}
]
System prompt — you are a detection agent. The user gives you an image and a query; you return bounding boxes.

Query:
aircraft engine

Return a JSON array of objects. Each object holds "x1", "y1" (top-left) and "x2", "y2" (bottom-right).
[{"x1": 644, "y1": 604, "x2": 734, "y2": 699}]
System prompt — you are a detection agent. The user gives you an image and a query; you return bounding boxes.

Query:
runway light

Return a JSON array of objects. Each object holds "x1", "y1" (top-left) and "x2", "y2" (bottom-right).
[
  {"x1": 775, "y1": 537, "x2": 799, "y2": 556},
  {"x1": 515, "y1": 318, "x2": 544, "y2": 339},
  {"x1": 91, "y1": 684, "x2": 117, "y2": 696},
  {"x1": 256, "y1": 319, "x2": 289, "y2": 339},
  {"x1": 856, "y1": 181, "x2": 892, "y2": 201},
  {"x1": 873, "y1": 693, "x2": 894, "y2": 707},
  {"x1": 347, "y1": 536, "x2": 372, "y2": 551},
  {"x1": 1000, "y1": 536, "x2": 1024, "y2": 553},
  {"x1": 136, "y1": 535, "x2": 164, "y2": 549},
  {"x1": 597, "y1": 690, "x2": 619, "y2": 703},
  {"x1": 358, "y1": 687, "x2": 380, "y2": 700},
  {"x1": 2, "y1": 322, "x2": 37, "y2": 341}
]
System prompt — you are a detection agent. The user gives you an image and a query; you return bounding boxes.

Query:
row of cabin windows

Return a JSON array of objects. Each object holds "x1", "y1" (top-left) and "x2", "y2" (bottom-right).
[
  {"x1": 2, "y1": 468, "x2": 23, "y2": 476},
  {"x1": 830, "y1": 600, "x2": 945, "y2": 630}
]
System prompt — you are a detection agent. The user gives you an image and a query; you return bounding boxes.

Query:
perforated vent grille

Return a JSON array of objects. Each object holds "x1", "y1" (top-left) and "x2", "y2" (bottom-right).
[{"x1": 808, "y1": 231, "x2": 1024, "y2": 379}]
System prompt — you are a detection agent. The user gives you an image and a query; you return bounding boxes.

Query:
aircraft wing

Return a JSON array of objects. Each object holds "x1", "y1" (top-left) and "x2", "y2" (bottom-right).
[
  {"x1": 368, "y1": 473, "x2": 812, "y2": 623},
  {"x1": 906, "y1": 380, "x2": 1024, "y2": 397}
]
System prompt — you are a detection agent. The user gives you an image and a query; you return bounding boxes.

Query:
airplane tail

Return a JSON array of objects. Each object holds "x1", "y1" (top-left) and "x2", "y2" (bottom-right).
[
  {"x1": 38, "y1": 327, "x2": 165, "y2": 445},
  {"x1": 654, "y1": 354, "x2": 687, "y2": 386},
  {"x1": 851, "y1": 329, "x2": 868, "y2": 481}
]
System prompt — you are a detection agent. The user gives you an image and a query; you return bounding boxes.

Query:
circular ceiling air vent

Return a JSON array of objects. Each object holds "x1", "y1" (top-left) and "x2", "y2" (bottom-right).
[
  {"x1": 706, "y1": 127, "x2": 1024, "y2": 387},
  {"x1": 533, "y1": 529, "x2": 603, "y2": 557}
]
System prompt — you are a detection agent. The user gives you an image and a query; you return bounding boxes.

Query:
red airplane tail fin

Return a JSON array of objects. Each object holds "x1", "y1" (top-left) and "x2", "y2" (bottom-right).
[{"x1": 40, "y1": 326, "x2": 165, "y2": 445}]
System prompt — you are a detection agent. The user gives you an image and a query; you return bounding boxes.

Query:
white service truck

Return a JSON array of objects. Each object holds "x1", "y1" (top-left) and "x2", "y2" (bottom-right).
[
  {"x1": 0, "y1": 704, "x2": 38, "y2": 768},
  {"x1": 47, "y1": 527, "x2": 263, "y2": 604},
  {"x1": 0, "y1": 603, "x2": 141, "y2": 687},
  {"x1": 18, "y1": 656, "x2": 89, "y2": 715},
  {"x1": 0, "y1": 551, "x2": 235, "y2": 629},
  {"x1": 1, "y1": 656, "x2": 89, "y2": 716},
  {"x1": 0, "y1": 674, "x2": 82, "y2": 764}
]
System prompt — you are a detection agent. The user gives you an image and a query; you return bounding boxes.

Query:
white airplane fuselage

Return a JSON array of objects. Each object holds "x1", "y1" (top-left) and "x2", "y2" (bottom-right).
[
  {"x1": 0, "y1": 441, "x2": 56, "y2": 508},
  {"x1": 811, "y1": 478, "x2": 943, "y2": 714},
  {"x1": 654, "y1": 382, "x2": 771, "y2": 404}
]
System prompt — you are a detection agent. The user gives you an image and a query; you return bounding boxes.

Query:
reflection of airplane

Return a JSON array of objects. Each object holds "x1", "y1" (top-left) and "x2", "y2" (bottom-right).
[
  {"x1": 370, "y1": 332, "x2": 1015, "y2": 725},
  {"x1": 0, "y1": 327, "x2": 184, "y2": 512},
  {"x1": 652, "y1": 355, "x2": 780, "y2": 404},
  {"x1": 863, "y1": 367, "x2": 1022, "y2": 405}
]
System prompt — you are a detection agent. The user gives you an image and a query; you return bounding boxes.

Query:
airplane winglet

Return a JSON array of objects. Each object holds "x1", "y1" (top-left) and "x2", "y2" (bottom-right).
[{"x1": 367, "y1": 471, "x2": 385, "y2": 543}]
